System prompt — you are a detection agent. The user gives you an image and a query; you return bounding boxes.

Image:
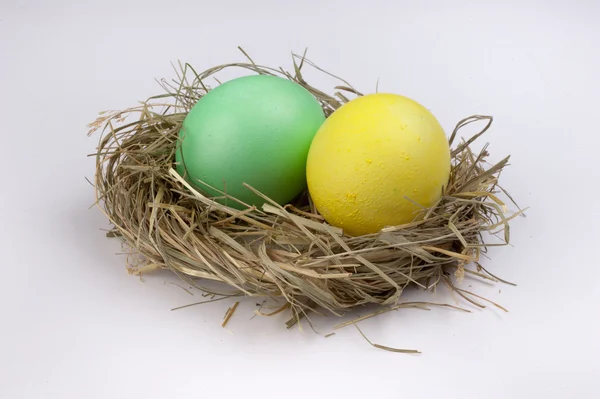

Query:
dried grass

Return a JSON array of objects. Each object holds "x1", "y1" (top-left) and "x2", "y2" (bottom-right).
[{"x1": 88, "y1": 48, "x2": 523, "y2": 325}]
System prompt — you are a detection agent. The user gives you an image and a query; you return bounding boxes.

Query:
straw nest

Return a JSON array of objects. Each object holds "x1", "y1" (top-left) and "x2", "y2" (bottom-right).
[{"x1": 88, "y1": 49, "x2": 522, "y2": 326}]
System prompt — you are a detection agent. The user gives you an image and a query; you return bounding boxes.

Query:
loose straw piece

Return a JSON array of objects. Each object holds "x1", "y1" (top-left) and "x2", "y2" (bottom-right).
[{"x1": 222, "y1": 301, "x2": 240, "y2": 328}]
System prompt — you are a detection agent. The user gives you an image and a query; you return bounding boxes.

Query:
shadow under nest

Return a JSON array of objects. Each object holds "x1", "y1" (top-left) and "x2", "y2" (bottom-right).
[{"x1": 88, "y1": 50, "x2": 522, "y2": 327}]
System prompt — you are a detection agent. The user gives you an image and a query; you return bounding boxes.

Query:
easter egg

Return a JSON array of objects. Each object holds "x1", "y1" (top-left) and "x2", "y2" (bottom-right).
[
  {"x1": 306, "y1": 93, "x2": 450, "y2": 236},
  {"x1": 176, "y1": 75, "x2": 325, "y2": 209}
]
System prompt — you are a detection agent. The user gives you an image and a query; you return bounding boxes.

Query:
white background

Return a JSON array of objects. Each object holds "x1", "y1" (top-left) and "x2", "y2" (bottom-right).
[{"x1": 1, "y1": 1, "x2": 599, "y2": 398}]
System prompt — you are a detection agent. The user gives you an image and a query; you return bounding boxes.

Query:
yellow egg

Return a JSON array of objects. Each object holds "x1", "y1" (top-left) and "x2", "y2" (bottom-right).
[{"x1": 306, "y1": 93, "x2": 451, "y2": 236}]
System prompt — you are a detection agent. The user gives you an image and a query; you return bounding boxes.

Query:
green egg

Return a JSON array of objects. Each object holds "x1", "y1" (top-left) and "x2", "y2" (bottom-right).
[{"x1": 175, "y1": 75, "x2": 325, "y2": 209}]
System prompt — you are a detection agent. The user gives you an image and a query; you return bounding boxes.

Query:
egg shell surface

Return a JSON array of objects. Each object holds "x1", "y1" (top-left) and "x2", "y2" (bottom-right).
[
  {"x1": 306, "y1": 93, "x2": 451, "y2": 236},
  {"x1": 176, "y1": 75, "x2": 325, "y2": 209}
]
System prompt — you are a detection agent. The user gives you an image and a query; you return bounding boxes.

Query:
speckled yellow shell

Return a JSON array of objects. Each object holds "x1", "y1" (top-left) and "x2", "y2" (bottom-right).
[{"x1": 306, "y1": 93, "x2": 451, "y2": 236}]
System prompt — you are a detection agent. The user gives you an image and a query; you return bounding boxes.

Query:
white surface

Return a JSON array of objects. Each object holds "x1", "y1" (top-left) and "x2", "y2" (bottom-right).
[{"x1": 1, "y1": 1, "x2": 599, "y2": 398}]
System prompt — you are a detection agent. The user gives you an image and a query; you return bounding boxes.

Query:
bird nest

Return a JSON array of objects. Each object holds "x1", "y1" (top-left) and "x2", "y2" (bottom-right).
[{"x1": 88, "y1": 49, "x2": 522, "y2": 327}]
